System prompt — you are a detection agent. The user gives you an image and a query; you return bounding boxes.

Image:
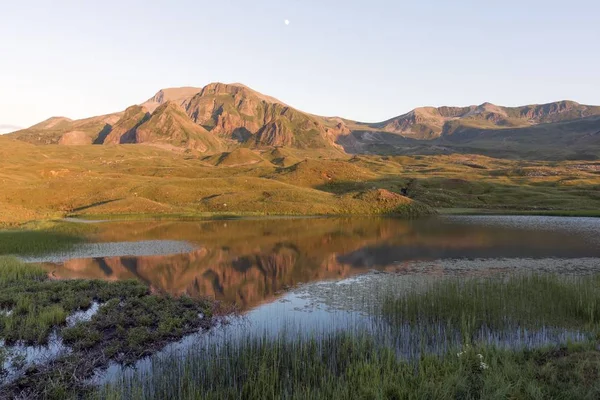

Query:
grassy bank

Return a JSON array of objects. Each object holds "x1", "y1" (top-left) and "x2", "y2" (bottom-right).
[
  {"x1": 95, "y1": 334, "x2": 600, "y2": 400},
  {"x1": 382, "y1": 274, "x2": 600, "y2": 333},
  {"x1": 0, "y1": 257, "x2": 218, "y2": 399},
  {"x1": 439, "y1": 208, "x2": 600, "y2": 217},
  {"x1": 0, "y1": 221, "x2": 98, "y2": 256}
]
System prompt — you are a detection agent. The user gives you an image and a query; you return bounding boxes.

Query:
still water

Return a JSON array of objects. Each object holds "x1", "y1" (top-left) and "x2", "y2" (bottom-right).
[{"x1": 38, "y1": 216, "x2": 600, "y2": 310}]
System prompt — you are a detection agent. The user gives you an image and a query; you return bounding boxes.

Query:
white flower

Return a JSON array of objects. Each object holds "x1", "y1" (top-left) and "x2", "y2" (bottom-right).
[{"x1": 480, "y1": 362, "x2": 489, "y2": 370}]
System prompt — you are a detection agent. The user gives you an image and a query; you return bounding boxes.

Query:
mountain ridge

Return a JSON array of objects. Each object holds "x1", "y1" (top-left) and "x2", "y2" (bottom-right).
[{"x1": 8, "y1": 82, "x2": 600, "y2": 160}]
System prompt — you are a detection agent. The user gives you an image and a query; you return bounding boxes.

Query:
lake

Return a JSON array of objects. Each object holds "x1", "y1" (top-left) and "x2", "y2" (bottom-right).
[
  {"x1": 37, "y1": 216, "x2": 600, "y2": 311},
  {"x1": 15, "y1": 215, "x2": 600, "y2": 389}
]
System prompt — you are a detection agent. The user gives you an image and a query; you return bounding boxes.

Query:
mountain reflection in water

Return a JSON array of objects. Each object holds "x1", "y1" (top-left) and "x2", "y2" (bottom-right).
[{"x1": 42, "y1": 217, "x2": 600, "y2": 310}]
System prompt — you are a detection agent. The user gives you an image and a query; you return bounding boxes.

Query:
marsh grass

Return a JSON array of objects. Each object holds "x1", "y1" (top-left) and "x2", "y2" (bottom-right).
[
  {"x1": 95, "y1": 332, "x2": 600, "y2": 400},
  {"x1": 0, "y1": 256, "x2": 46, "y2": 283},
  {"x1": 381, "y1": 274, "x2": 600, "y2": 335},
  {"x1": 0, "y1": 221, "x2": 95, "y2": 256},
  {"x1": 0, "y1": 257, "x2": 217, "y2": 399}
]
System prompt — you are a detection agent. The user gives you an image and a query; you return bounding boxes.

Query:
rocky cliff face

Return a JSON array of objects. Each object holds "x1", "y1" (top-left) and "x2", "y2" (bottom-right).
[
  {"x1": 180, "y1": 83, "x2": 339, "y2": 149},
  {"x1": 134, "y1": 101, "x2": 225, "y2": 152},
  {"x1": 102, "y1": 106, "x2": 150, "y2": 144}
]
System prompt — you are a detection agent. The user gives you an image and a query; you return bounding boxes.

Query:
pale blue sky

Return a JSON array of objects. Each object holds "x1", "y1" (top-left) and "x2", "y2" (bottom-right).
[{"x1": 1, "y1": 0, "x2": 598, "y2": 130}]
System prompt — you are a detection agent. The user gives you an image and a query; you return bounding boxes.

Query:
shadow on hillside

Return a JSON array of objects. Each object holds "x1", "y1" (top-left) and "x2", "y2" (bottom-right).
[
  {"x1": 93, "y1": 124, "x2": 113, "y2": 145},
  {"x1": 69, "y1": 198, "x2": 124, "y2": 213},
  {"x1": 120, "y1": 113, "x2": 151, "y2": 144},
  {"x1": 335, "y1": 130, "x2": 448, "y2": 156},
  {"x1": 313, "y1": 175, "x2": 600, "y2": 210},
  {"x1": 336, "y1": 120, "x2": 600, "y2": 161}
]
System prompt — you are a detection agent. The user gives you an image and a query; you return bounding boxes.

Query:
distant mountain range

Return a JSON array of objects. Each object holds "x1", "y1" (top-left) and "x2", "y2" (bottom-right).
[{"x1": 9, "y1": 83, "x2": 600, "y2": 160}]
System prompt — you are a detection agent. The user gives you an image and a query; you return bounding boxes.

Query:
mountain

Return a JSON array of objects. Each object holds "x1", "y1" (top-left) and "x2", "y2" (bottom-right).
[
  {"x1": 141, "y1": 87, "x2": 203, "y2": 113},
  {"x1": 369, "y1": 100, "x2": 600, "y2": 140},
  {"x1": 9, "y1": 83, "x2": 600, "y2": 159},
  {"x1": 10, "y1": 83, "x2": 347, "y2": 154},
  {"x1": 175, "y1": 82, "x2": 344, "y2": 149},
  {"x1": 10, "y1": 113, "x2": 122, "y2": 145}
]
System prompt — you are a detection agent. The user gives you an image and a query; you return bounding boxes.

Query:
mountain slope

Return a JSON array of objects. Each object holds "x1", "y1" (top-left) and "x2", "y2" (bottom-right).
[
  {"x1": 134, "y1": 101, "x2": 225, "y2": 152},
  {"x1": 182, "y1": 82, "x2": 344, "y2": 150},
  {"x1": 370, "y1": 101, "x2": 600, "y2": 140},
  {"x1": 141, "y1": 87, "x2": 202, "y2": 113},
  {"x1": 10, "y1": 113, "x2": 122, "y2": 145},
  {"x1": 102, "y1": 105, "x2": 150, "y2": 144}
]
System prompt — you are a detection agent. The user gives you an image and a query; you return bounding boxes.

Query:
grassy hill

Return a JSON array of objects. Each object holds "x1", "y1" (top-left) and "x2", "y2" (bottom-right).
[{"x1": 1, "y1": 134, "x2": 600, "y2": 226}]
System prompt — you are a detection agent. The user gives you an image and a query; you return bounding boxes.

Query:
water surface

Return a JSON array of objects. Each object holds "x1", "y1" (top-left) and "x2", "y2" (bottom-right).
[{"x1": 40, "y1": 216, "x2": 600, "y2": 309}]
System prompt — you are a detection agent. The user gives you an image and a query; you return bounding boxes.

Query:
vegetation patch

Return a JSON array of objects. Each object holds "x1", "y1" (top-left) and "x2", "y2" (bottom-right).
[
  {"x1": 0, "y1": 257, "x2": 218, "y2": 399},
  {"x1": 95, "y1": 331, "x2": 600, "y2": 400},
  {"x1": 381, "y1": 274, "x2": 600, "y2": 341},
  {"x1": 0, "y1": 223, "x2": 94, "y2": 255}
]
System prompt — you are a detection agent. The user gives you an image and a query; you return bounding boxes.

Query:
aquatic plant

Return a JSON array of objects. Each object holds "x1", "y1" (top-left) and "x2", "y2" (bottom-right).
[
  {"x1": 94, "y1": 331, "x2": 600, "y2": 400},
  {"x1": 380, "y1": 274, "x2": 600, "y2": 338},
  {"x1": 0, "y1": 223, "x2": 91, "y2": 256}
]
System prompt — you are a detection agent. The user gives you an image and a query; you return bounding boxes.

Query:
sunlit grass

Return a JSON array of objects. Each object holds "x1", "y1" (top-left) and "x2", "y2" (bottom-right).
[
  {"x1": 0, "y1": 221, "x2": 96, "y2": 256},
  {"x1": 0, "y1": 256, "x2": 46, "y2": 283},
  {"x1": 381, "y1": 274, "x2": 600, "y2": 334},
  {"x1": 95, "y1": 332, "x2": 600, "y2": 400}
]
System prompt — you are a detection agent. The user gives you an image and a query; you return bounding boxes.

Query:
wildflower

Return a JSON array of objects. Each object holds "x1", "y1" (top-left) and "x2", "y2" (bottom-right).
[{"x1": 480, "y1": 362, "x2": 489, "y2": 370}]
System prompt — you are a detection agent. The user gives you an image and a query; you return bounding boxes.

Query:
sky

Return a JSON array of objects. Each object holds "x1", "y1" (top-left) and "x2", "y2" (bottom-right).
[{"x1": 1, "y1": 0, "x2": 599, "y2": 131}]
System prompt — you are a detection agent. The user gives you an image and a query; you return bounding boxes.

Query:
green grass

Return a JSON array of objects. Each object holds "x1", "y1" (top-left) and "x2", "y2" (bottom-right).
[
  {"x1": 2, "y1": 137, "x2": 599, "y2": 225},
  {"x1": 439, "y1": 208, "x2": 600, "y2": 217},
  {"x1": 4, "y1": 255, "x2": 600, "y2": 398},
  {"x1": 0, "y1": 222, "x2": 95, "y2": 255},
  {"x1": 0, "y1": 257, "x2": 216, "y2": 399},
  {"x1": 95, "y1": 332, "x2": 600, "y2": 400},
  {"x1": 381, "y1": 274, "x2": 600, "y2": 336},
  {"x1": 0, "y1": 256, "x2": 46, "y2": 282}
]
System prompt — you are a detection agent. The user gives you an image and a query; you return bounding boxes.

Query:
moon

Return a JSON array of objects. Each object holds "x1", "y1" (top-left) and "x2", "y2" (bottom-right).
[{"x1": 284, "y1": 19, "x2": 290, "y2": 25}]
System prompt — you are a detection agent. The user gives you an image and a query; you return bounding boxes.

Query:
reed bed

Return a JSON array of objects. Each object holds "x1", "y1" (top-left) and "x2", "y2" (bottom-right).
[
  {"x1": 95, "y1": 332, "x2": 600, "y2": 399},
  {"x1": 381, "y1": 274, "x2": 600, "y2": 333},
  {"x1": 0, "y1": 229, "x2": 85, "y2": 256}
]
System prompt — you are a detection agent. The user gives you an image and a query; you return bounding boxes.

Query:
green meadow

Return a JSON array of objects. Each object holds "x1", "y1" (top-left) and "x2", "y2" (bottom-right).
[{"x1": 1, "y1": 137, "x2": 599, "y2": 227}]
